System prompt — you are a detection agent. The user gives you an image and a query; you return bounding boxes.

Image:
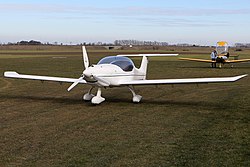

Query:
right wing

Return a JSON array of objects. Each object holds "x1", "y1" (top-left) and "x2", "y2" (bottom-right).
[
  {"x1": 225, "y1": 59, "x2": 250, "y2": 63},
  {"x1": 179, "y1": 57, "x2": 214, "y2": 63},
  {"x1": 4, "y1": 71, "x2": 87, "y2": 84},
  {"x1": 119, "y1": 74, "x2": 248, "y2": 86}
]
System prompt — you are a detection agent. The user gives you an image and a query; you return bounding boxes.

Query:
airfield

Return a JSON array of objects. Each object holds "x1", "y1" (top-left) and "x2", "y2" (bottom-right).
[{"x1": 0, "y1": 45, "x2": 249, "y2": 166}]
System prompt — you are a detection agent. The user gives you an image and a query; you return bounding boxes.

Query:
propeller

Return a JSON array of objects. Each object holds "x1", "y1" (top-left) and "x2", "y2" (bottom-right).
[
  {"x1": 67, "y1": 46, "x2": 90, "y2": 91},
  {"x1": 82, "y1": 46, "x2": 89, "y2": 69},
  {"x1": 67, "y1": 76, "x2": 84, "y2": 92}
]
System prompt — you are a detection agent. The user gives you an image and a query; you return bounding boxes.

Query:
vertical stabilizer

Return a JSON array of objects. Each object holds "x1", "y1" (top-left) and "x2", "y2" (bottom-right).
[{"x1": 139, "y1": 56, "x2": 148, "y2": 79}]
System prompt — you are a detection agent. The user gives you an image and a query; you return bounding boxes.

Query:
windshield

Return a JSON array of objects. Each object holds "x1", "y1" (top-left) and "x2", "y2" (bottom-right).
[
  {"x1": 216, "y1": 41, "x2": 228, "y2": 54},
  {"x1": 98, "y1": 56, "x2": 134, "y2": 72}
]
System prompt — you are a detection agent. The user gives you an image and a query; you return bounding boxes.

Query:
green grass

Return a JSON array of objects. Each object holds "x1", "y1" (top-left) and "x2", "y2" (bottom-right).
[{"x1": 0, "y1": 46, "x2": 250, "y2": 166}]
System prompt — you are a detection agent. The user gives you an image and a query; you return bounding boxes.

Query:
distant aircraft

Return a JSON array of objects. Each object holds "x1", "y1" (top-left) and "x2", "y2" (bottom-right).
[
  {"x1": 179, "y1": 41, "x2": 250, "y2": 68},
  {"x1": 4, "y1": 46, "x2": 247, "y2": 104}
]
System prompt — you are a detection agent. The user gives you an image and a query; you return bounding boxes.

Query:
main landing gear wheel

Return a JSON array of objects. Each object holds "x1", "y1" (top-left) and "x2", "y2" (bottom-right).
[{"x1": 128, "y1": 86, "x2": 142, "y2": 103}]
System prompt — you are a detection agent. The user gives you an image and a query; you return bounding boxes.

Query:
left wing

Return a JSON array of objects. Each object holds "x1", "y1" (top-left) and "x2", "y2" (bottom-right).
[
  {"x1": 4, "y1": 71, "x2": 87, "y2": 84},
  {"x1": 119, "y1": 74, "x2": 247, "y2": 85},
  {"x1": 179, "y1": 58, "x2": 214, "y2": 63},
  {"x1": 225, "y1": 59, "x2": 250, "y2": 63}
]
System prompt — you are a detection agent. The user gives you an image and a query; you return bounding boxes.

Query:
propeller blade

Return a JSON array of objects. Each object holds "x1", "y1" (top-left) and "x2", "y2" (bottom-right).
[
  {"x1": 82, "y1": 46, "x2": 89, "y2": 69},
  {"x1": 67, "y1": 77, "x2": 83, "y2": 92},
  {"x1": 92, "y1": 75, "x2": 110, "y2": 86}
]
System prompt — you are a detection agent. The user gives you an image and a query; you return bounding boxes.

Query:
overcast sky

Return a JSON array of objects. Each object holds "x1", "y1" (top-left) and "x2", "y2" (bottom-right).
[{"x1": 0, "y1": 0, "x2": 250, "y2": 45}]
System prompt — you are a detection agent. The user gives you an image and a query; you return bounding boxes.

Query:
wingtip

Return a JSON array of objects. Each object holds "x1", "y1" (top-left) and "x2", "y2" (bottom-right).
[
  {"x1": 235, "y1": 74, "x2": 248, "y2": 80},
  {"x1": 239, "y1": 74, "x2": 248, "y2": 78},
  {"x1": 4, "y1": 71, "x2": 18, "y2": 77}
]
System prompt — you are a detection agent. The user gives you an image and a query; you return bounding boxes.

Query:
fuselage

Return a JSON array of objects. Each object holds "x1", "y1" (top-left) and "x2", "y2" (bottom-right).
[
  {"x1": 215, "y1": 55, "x2": 229, "y2": 63},
  {"x1": 82, "y1": 56, "x2": 146, "y2": 87}
]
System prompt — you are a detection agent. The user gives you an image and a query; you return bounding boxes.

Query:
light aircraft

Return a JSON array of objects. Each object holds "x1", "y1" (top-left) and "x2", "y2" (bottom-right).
[
  {"x1": 179, "y1": 41, "x2": 250, "y2": 68},
  {"x1": 4, "y1": 46, "x2": 248, "y2": 104}
]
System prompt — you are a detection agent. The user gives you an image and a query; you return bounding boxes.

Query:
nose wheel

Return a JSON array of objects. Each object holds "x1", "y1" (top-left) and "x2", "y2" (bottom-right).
[
  {"x1": 83, "y1": 86, "x2": 142, "y2": 104},
  {"x1": 83, "y1": 87, "x2": 105, "y2": 104},
  {"x1": 219, "y1": 63, "x2": 222, "y2": 68},
  {"x1": 91, "y1": 87, "x2": 105, "y2": 104},
  {"x1": 83, "y1": 87, "x2": 94, "y2": 101}
]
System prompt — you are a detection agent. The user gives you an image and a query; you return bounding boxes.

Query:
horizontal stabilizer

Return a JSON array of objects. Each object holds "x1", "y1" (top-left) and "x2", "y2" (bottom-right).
[{"x1": 117, "y1": 54, "x2": 178, "y2": 57}]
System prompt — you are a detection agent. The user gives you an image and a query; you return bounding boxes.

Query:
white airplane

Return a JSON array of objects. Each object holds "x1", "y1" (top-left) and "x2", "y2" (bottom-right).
[{"x1": 4, "y1": 46, "x2": 247, "y2": 104}]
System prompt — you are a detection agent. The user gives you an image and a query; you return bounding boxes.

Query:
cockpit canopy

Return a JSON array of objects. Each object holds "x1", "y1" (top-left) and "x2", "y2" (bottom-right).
[
  {"x1": 97, "y1": 56, "x2": 134, "y2": 72},
  {"x1": 216, "y1": 41, "x2": 229, "y2": 55}
]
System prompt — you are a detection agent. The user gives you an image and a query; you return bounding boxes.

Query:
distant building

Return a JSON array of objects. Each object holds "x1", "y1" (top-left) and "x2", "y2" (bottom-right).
[
  {"x1": 235, "y1": 43, "x2": 250, "y2": 48},
  {"x1": 176, "y1": 43, "x2": 192, "y2": 47}
]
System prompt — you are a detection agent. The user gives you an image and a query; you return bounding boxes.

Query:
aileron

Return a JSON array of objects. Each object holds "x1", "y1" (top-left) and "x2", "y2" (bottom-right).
[{"x1": 119, "y1": 74, "x2": 248, "y2": 85}]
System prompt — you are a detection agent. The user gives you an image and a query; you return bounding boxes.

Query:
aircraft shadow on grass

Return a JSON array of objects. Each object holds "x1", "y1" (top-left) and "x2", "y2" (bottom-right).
[
  {"x1": 0, "y1": 94, "x2": 230, "y2": 110},
  {"x1": 0, "y1": 94, "x2": 84, "y2": 105}
]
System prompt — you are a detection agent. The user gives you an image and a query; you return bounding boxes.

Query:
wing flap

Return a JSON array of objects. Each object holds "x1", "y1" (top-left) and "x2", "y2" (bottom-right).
[
  {"x1": 179, "y1": 57, "x2": 214, "y2": 63},
  {"x1": 119, "y1": 74, "x2": 247, "y2": 85},
  {"x1": 4, "y1": 71, "x2": 86, "y2": 84}
]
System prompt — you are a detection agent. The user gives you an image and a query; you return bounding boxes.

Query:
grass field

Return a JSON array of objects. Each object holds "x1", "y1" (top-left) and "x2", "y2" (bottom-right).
[{"x1": 0, "y1": 46, "x2": 250, "y2": 166}]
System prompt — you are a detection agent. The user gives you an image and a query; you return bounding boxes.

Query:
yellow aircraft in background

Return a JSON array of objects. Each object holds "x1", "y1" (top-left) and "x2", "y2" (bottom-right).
[{"x1": 179, "y1": 41, "x2": 250, "y2": 68}]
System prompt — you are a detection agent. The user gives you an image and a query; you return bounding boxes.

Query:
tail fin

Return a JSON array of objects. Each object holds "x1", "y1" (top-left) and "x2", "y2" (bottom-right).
[
  {"x1": 139, "y1": 56, "x2": 148, "y2": 79},
  {"x1": 117, "y1": 53, "x2": 178, "y2": 80}
]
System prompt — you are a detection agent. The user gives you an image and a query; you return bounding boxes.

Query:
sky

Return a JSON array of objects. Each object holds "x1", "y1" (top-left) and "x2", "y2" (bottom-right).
[{"x1": 0, "y1": 0, "x2": 250, "y2": 45}]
